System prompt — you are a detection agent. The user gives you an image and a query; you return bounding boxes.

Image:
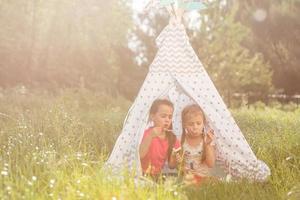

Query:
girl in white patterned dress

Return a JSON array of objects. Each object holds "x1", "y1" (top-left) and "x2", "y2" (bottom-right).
[{"x1": 180, "y1": 104, "x2": 216, "y2": 185}]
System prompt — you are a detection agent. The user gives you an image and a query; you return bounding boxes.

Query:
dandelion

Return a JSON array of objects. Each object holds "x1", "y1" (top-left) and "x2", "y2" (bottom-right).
[
  {"x1": 1, "y1": 170, "x2": 8, "y2": 176},
  {"x1": 77, "y1": 152, "x2": 82, "y2": 157},
  {"x1": 32, "y1": 176, "x2": 37, "y2": 181},
  {"x1": 174, "y1": 191, "x2": 178, "y2": 196},
  {"x1": 225, "y1": 174, "x2": 232, "y2": 182},
  {"x1": 287, "y1": 191, "x2": 293, "y2": 196},
  {"x1": 49, "y1": 179, "x2": 55, "y2": 188},
  {"x1": 112, "y1": 197, "x2": 117, "y2": 200},
  {"x1": 286, "y1": 156, "x2": 292, "y2": 161}
]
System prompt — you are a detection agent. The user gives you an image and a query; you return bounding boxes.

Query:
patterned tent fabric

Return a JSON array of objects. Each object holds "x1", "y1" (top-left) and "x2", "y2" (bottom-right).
[{"x1": 105, "y1": 16, "x2": 270, "y2": 181}]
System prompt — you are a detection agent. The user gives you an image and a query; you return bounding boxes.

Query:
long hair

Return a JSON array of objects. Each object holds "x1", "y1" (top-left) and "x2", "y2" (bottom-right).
[
  {"x1": 149, "y1": 99, "x2": 176, "y2": 162},
  {"x1": 181, "y1": 104, "x2": 207, "y2": 162}
]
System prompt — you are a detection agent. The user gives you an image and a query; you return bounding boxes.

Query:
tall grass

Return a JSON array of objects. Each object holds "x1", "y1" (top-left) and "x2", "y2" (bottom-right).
[{"x1": 0, "y1": 89, "x2": 299, "y2": 199}]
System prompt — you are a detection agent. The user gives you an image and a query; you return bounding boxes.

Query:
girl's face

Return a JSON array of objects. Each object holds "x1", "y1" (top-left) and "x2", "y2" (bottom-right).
[
  {"x1": 151, "y1": 104, "x2": 173, "y2": 129},
  {"x1": 184, "y1": 113, "x2": 205, "y2": 138}
]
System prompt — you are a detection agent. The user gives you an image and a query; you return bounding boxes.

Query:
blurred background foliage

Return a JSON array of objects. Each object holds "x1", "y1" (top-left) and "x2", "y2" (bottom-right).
[{"x1": 0, "y1": 0, "x2": 299, "y2": 100}]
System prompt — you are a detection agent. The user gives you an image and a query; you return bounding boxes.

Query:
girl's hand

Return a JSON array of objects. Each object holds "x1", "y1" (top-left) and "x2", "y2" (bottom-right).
[
  {"x1": 205, "y1": 129, "x2": 215, "y2": 145},
  {"x1": 184, "y1": 167, "x2": 197, "y2": 175}
]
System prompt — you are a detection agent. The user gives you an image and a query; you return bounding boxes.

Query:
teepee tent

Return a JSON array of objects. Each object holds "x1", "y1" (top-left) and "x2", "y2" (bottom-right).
[{"x1": 105, "y1": 1, "x2": 270, "y2": 181}]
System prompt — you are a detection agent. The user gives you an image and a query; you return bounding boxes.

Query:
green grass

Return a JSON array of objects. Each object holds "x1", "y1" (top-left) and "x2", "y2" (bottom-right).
[{"x1": 0, "y1": 89, "x2": 299, "y2": 199}]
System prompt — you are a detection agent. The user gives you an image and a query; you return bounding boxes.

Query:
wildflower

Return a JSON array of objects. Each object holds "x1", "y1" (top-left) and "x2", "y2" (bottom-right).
[
  {"x1": 286, "y1": 156, "x2": 292, "y2": 161},
  {"x1": 49, "y1": 179, "x2": 55, "y2": 188},
  {"x1": 77, "y1": 152, "x2": 82, "y2": 157},
  {"x1": 32, "y1": 176, "x2": 37, "y2": 181},
  {"x1": 1, "y1": 170, "x2": 8, "y2": 176},
  {"x1": 112, "y1": 197, "x2": 117, "y2": 200},
  {"x1": 225, "y1": 174, "x2": 232, "y2": 182},
  {"x1": 79, "y1": 192, "x2": 84, "y2": 197}
]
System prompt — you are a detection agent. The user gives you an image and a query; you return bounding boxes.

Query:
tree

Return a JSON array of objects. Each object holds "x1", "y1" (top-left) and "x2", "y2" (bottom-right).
[
  {"x1": 0, "y1": 0, "x2": 132, "y2": 94},
  {"x1": 236, "y1": 0, "x2": 300, "y2": 94},
  {"x1": 190, "y1": 1, "x2": 273, "y2": 96}
]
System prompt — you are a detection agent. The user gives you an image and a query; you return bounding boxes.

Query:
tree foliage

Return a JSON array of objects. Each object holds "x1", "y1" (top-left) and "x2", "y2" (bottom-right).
[
  {"x1": 0, "y1": 0, "x2": 132, "y2": 93},
  {"x1": 236, "y1": 0, "x2": 300, "y2": 94},
  {"x1": 191, "y1": 1, "x2": 273, "y2": 95}
]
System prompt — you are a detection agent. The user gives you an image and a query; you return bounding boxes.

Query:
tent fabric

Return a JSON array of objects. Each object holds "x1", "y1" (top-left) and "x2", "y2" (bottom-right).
[{"x1": 105, "y1": 20, "x2": 270, "y2": 181}]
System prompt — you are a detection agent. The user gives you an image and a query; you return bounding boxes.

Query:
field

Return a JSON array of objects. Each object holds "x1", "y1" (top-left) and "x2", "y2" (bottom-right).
[{"x1": 0, "y1": 89, "x2": 299, "y2": 199}]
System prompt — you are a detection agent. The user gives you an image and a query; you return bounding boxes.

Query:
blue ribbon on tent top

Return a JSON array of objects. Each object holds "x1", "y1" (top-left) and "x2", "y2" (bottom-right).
[
  {"x1": 159, "y1": 0, "x2": 207, "y2": 11},
  {"x1": 179, "y1": 0, "x2": 207, "y2": 11}
]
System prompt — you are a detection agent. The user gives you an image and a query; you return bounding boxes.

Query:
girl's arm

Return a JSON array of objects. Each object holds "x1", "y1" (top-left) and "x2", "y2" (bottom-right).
[
  {"x1": 203, "y1": 131, "x2": 216, "y2": 167},
  {"x1": 168, "y1": 143, "x2": 181, "y2": 169},
  {"x1": 139, "y1": 128, "x2": 160, "y2": 158},
  {"x1": 204, "y1": 143, "x2": 215, "y2": 167}
]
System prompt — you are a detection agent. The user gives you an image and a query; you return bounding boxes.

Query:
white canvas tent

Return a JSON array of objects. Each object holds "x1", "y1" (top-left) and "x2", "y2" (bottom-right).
[{"x1": 105, "y1": 3, "x2": 270, "y2": 181}]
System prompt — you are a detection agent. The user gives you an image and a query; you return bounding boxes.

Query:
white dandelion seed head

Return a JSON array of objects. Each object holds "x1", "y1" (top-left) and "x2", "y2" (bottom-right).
[
  {"x1": 1, "y1": 170, "x2": 8, "y2": 176},
  {"x1": 32, "y1": 176, "x2": 37, "y2": 181},
  {"x1": 226, "y1": 174, "x2": 232, "y2": 182},
  {"x1": 79, "y1": 192, "x2": 84, "y2": 197},
  {"x1": 286, "y1": 156, "x2": 292, "y2": 161}
]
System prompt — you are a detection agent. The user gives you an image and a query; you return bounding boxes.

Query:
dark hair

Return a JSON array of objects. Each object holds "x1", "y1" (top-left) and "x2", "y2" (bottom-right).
[
  {"x1": 149, "y1": 99, "x2": 176, "y2": 162},
  {"x1": 149, "y1": 99, "x2": 174, "y2": 115},
  {"x1": 181, "y1": 104, "x2": 207, "y2": 162}
]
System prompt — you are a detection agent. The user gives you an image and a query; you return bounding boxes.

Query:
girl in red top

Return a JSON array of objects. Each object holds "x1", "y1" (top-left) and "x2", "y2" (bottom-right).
[{"x1": 139, "y1": 99, "x2": 181, "y2": 179}]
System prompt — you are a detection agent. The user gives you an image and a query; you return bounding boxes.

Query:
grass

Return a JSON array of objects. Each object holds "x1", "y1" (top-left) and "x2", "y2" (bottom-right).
[{"x1": 0, "y1": 88, "x2": 299, "y2": 199}]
